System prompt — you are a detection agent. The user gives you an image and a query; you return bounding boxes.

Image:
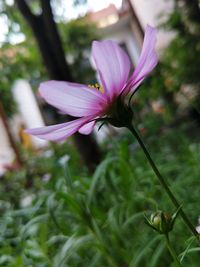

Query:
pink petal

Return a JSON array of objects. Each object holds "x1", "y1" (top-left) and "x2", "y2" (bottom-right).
[
  {"x1": 39, "y1": 81, "x2": 107, "y2": 117},
  {"x1": 124, "y1": 25, "x2": 158, "y2": 95},
  {"x1": 78, "y1": 120, "x2": 96, "y2": 135},
  {"x1": 25, "y1": 117, "x2": 92, "y2": 142},
  {"x1": 92, "y1": 40, "x2": 131, "y2": 100}
]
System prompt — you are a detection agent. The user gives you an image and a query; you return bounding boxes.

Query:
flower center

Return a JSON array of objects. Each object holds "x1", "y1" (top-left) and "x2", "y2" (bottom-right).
[{"x1": 88, "y1": 83, "x2": 104, "y2": 93}]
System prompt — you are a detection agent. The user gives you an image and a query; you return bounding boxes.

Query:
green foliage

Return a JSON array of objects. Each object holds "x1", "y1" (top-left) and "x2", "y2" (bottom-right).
[
  {"x1": 136, "y1": 0, "x2": 200, "y2": 123},
  {"x1": 0, "y1": 1, "x2": 46, "y2": 116},
  {"x1": 0, "y1": 41, "x2": 45, "y2": 116},
  {"x1": 0, "y1": 125, "x2": 200, "y2": 266},
  {"x1": 162, "y1": 5, "x2": 200, "y2": 88}
]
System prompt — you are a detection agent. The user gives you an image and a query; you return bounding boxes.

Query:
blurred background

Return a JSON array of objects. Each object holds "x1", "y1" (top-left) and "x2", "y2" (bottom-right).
[{"x1": 0, "y1": 0, "x2": 200, "y2": 266}]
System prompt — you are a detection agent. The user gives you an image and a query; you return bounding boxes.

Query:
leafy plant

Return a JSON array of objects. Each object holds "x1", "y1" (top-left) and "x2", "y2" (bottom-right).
[{"x1": 0, "y1": 125, "x2": 199, "y2": 266}]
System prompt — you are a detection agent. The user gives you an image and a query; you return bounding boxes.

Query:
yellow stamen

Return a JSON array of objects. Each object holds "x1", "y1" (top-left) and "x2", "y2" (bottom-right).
[{"x1": 88, "y1": 83, "x2": 104, "y2": 93}]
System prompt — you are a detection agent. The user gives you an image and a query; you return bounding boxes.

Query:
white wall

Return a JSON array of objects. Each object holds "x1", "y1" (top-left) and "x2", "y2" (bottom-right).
[
  {"x1": 0, "y1": 119, "x2": 14, "y2": 176},
  {"x1": 131, "y1": 0, "x2": 174, "y2": 50},
  {"x1": 12, "y1": 80, "x2": 48, "y2": 147}
]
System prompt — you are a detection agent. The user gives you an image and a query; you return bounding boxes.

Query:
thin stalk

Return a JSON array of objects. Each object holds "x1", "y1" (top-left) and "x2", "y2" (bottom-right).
[
  {"x1": 127, "y1": 124, "x2": 199, "y2": 241},
  {"x1": 165, "y1": 234, "x2": 182, "y2": 267}
]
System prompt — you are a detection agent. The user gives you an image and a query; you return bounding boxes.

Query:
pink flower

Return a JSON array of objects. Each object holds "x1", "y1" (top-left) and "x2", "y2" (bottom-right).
[{"x1": 26, "y1": 25, "x2": 158, "y2": 141}]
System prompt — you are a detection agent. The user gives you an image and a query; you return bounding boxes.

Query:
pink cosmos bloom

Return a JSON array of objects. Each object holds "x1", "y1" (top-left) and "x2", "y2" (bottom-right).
[{"x1": 26, "y1": 25, "x2": 158, "y2": 141}]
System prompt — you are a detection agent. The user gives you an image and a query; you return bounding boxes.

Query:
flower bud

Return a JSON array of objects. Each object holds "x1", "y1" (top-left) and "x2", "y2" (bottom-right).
[{"x1": 145, "y1": 207, "x2": 181, "y2": 234}]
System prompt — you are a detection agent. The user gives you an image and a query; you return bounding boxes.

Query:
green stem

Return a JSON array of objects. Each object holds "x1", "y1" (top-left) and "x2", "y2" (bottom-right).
[
  {"x1": 165, "y1": 234, "x2": 182, "y2": 267},
  {"x1": 127, "y1": 124, "x2": 199, "y2": 241}
]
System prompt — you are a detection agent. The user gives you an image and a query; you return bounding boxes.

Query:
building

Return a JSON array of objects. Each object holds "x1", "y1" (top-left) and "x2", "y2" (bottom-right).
[{"x1": 87, "y1": 0, "x2": 144, "y2": 66}]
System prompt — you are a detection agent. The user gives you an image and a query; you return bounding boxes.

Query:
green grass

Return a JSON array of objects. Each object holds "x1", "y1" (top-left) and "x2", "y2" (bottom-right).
[{"x1": 0, "y1": 124, "x2": 200, "y2": 266}]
